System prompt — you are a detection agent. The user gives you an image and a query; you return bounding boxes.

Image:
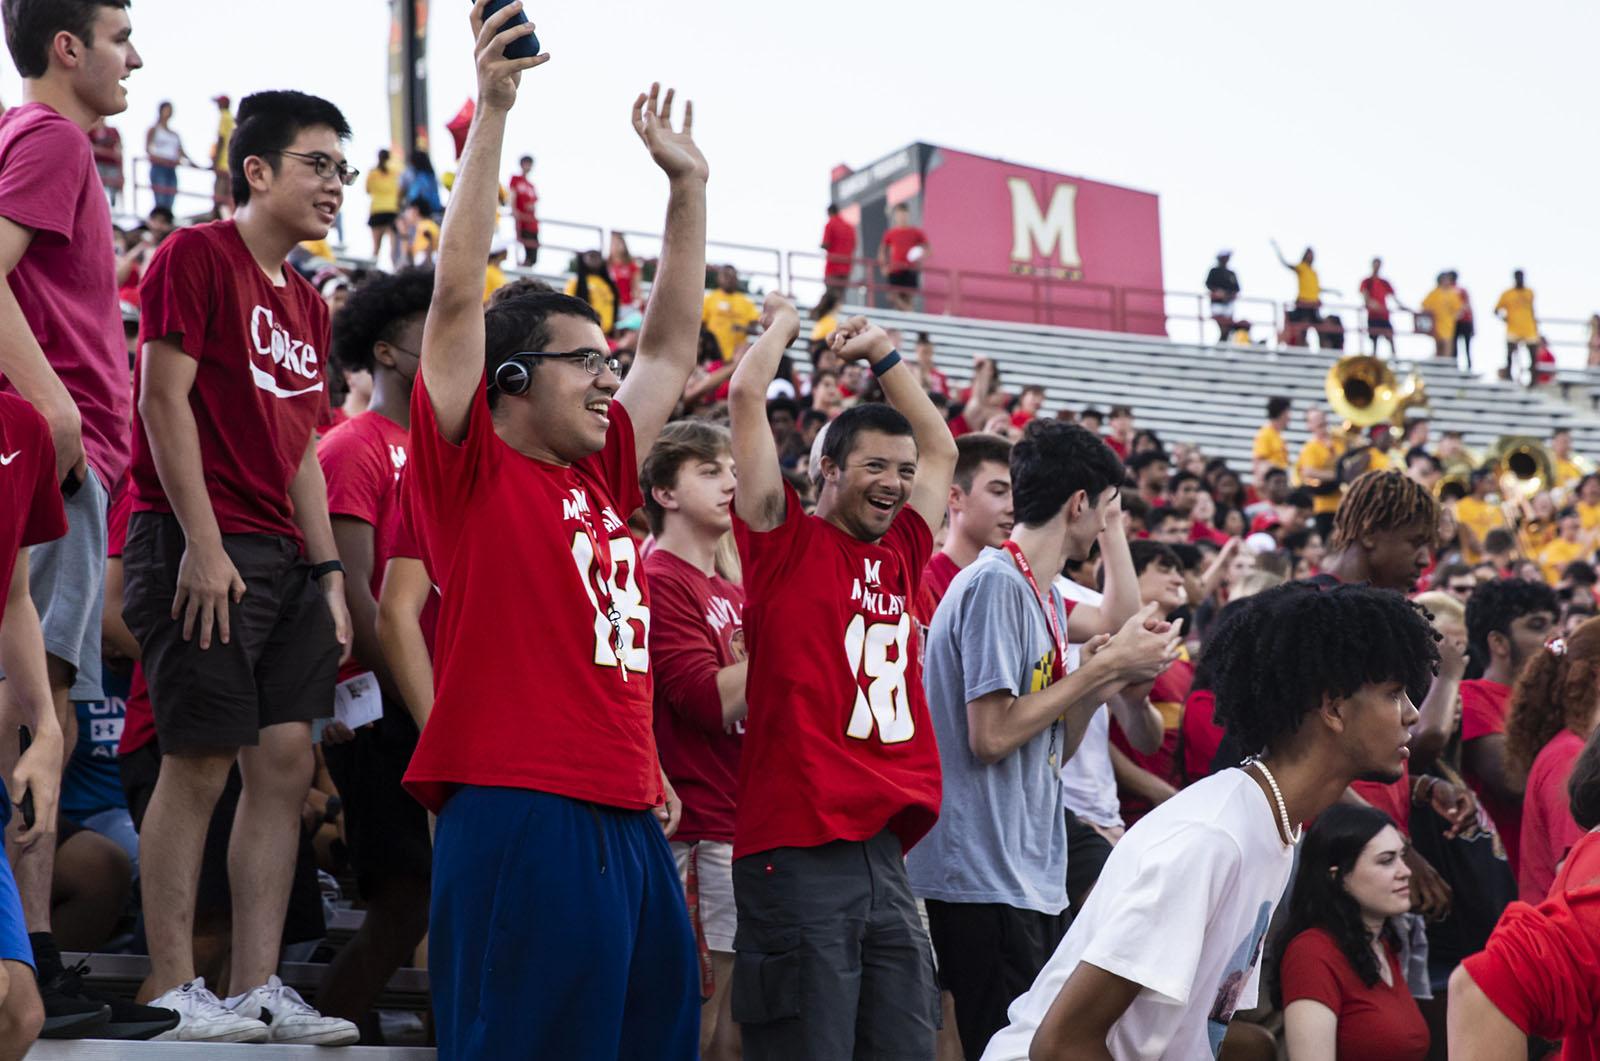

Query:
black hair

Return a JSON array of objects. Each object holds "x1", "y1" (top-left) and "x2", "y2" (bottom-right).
[
  {"x1": 481, "y1": 290, "x2": 602, "y2": 410},
  {"x1": 827, "y1": 202, "x2": 839, "y2": 215},
  {"x1": 1168, "y1": 470, "x2": 1201, "y2": 494},
  {"x1": 1129, "y1": 539, "x2": 1179, "y2": 576},
  {"x1": 330, "y1": 267, "x2": 434, "y2": 375},
  {"x1": 487, "y1": 276, "x2": 556, "y2": 308},
  {"x1": 1465, "y1": 577, "x2": 1559, "y2": 662},
  {"x1": 1564, "y1": 561, "x2": 1599, "y2": 587},
  {"x1": 1267, "y1": 396, "x2": 1291, "y2": 419},
  {"x1": 409, "y1": 150, "x2": 434, "y2": 174},
  {"x1": 766, "y1": 396, "x2": 800, "y2": 422},
  {"x1": 1263, "y1": 466, "x2": 1289, "y2": 483},
  {"x1": 1010, "y1": 420, "x2": 1123, "y2": 528},
  {"x1": 1208, "y1": 582, "x2": 1439, "y2": 754},
  {"x1": 230, "y1": 91, "x2": 351, "y2": 207},
  {"x1": 1150, "y1": 504, "x2": 1186, "y2": 528},
  {"x1": 147, "y1": 205, "x2": 173, "y2": 225},
  {"x1": 820, "y1": 402, "x2": 915, "y2": 472},
  {"x1": 1132, "y1": 428, "x2": 1163, "y2": 452},
  {"x1": 1483, "y1": 528, "x2": 1517, "y2": 555},
  {"x1": 799, "y1": 408, "x2": 828, "y2": 431},
  {"x1": 1282, "y1": 527, "x2": 1317, "y2": 554},
  {"x1": 1108, "y1": 404, "x2": 1133, "y2": 419},
  {"x1": 519, "y1": 154, "x2": 534, "y2": 167},
  {"x1": 1286, "y1": 488, "x2": 1315, "y2": 510},
  {"x1": 570, "y1": 252, "x2": 621, "y2": 326},
  {"x1": 3, "y1": 0, "x2": 127, "y2": 79},
  {"x1": 953, "y1": 433, "x2": 1013, "y2": 492},
  {"x1": 1080, "y1": 406, "x2": 1103, "y2": 421},
  {"x1": 1203, "y1": 457, "x2": 1231, "y2": 477},
  {"x1": 1121, "y1": 492, "x2": 1150, "y2": 524},
  {"x1": 1272, "y1": 803, "x2": 1403, "y2": 1006},
  {"x1": 1569, "y1": 723, "x2": 1600, "y2": 830},
  {"x1": 1126, "y1": 449, "x2": 1170, "y2": 475}
]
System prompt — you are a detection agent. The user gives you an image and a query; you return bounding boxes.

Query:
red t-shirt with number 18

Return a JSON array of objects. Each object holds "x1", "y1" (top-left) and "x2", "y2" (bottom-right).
[
  {"x1": 401, "y1": 374, "x2": 659, "y2": 815},
  {"x1": 732, "y1": 481, "x2": 940, "y2": 859}
]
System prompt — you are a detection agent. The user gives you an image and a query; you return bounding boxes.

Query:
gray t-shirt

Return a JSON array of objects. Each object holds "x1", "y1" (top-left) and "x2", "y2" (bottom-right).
[{"x1": 906, "y1": 547, "x2": 1071, "y2": 914}]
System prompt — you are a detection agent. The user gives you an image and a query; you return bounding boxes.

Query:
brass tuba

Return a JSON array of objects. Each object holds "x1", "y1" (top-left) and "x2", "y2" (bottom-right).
[
  {"x1": 1325, "y1": 354, "x2": 1428, "y2": 438},
  {"x1": 1485, "y1": 436, "x2": 1556, "y2": 502}
]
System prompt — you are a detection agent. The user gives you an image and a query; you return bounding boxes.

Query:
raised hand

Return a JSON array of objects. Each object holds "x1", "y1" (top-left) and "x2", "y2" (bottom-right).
[
  {"x1": 470, "y1": 0, "x2": 549, "y2": 113},
  {"x1": 632, "y1": 83, "x2": 708, "y2": 184},
  {"x1": 759, "y1": 292, "x2": 800, "y2": 345},
  {"x1": 829, "y1": 315, "x2": 893, "y2": 363}
]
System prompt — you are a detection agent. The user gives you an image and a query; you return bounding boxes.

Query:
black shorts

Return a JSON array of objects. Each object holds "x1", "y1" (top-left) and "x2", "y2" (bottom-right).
[
  {"x1": 1368, "y1": 316, "x2": 1394, "y2": 334},
  {"x1": 887, "y1": 269, "x2": 920, "y2": 290},
  {"x1": 120, "y1": 740, "x2": 327, "y2": 944},
  {"x1": 925, "y1": 899, "x2": 1067, "y2": 1060},
  {"x1": 1287, "y1": 305, "x2": 1321, "y2": 324},
  {"x1": 321, "y1": 696, "x2": 431, "y2": 897},
  {"x1": 122, "y1": 513, "x2": 340, "y2": 754},
  {"x1": 1457, "y1": 319, "x2": 1475, "y2": 340},
  {"x1": 1064, "y1": 810, "x2": 1114, "y2": 913},
  {"x1": 516, "y1": 226, "x2": 540, "y2": 244},
  {"x1": 368, "y1": 211, "x2": 397, "y2": 229}
]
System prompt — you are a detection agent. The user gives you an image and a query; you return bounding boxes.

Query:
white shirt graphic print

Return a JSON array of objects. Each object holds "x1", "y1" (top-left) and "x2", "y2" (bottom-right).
[{"x1": 247, "y1": 304, "x2": 325, "y2": 399}]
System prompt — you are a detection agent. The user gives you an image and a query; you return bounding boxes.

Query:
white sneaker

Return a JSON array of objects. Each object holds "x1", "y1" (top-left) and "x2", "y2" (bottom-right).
[
  {"x1": 150, "y1": 978, "x2": 270, "y2": 1043},
  {"x1": 226, "y1": 975, "x2": 360, "y2": 1046}
]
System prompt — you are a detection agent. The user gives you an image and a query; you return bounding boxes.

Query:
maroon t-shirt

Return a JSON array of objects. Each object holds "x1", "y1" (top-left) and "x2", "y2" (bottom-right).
[
  {"x1": 129, "y1": 220, "x2": 331, "y2": 543},
  {"x1": 0, "y1": 104, "x2": 129, "y2": 489},
  {"x1": 0, "y1": 392, "x2": 67, "y2": 611},
  {"x1": 645, "y1": 548, "x2": 745, "y2": 844}
]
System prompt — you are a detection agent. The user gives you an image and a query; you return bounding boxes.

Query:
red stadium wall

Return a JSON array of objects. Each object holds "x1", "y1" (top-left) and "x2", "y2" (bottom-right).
[{"x1": 832, "y1": 144, "x2": 1166, "y2": 335}]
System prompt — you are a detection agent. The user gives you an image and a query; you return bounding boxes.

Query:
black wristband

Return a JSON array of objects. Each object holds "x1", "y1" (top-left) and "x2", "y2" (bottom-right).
[
  {"x1": 870, "y1": 348, "x2": 903, "y2": 377},
  {"x1": 310, "y1": 560, "x2": 345, "y2": 582}
]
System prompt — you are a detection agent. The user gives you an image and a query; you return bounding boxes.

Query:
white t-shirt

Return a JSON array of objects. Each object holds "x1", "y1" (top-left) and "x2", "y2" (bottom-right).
[
  {"x1": 1053, "y1": 579, "x2": 1122, "y2": 829},
  {"x1": 981, "y1": 769, "x2": 1296, "y2": 1060}
]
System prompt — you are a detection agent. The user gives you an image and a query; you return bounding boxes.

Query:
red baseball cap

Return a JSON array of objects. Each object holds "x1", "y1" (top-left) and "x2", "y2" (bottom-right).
[
  {"x1": 1250, "y1": 513, "x2": 1281, "y2": 534},
  {"x1": 213, "y1": 94, "x2": 230, "y2": 107}
]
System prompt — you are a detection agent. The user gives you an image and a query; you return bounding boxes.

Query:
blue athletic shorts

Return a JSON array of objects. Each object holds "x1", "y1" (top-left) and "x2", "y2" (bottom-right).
[
  {"x1": 429, "y1": 786, "x2": 697, "y2": 1060},
  {"x1": 0, "y1": 780, "x2": 33, "y2": 970}
]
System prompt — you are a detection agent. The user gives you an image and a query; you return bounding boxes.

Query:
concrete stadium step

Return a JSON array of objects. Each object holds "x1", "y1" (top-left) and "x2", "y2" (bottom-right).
[
  {"x1": 62, "y1": 952, "x2": 430, "y2": 1014},
  {"x1": 28, "y1": 1042, "x2": 433, "y2": 1059}
]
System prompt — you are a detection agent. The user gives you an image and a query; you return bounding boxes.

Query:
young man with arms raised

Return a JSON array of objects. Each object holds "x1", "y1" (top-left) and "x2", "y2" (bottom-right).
[
  {"x1": 727, "y1": 293, "x2": 958, "y2": 1057},
  {"x1": 125, "y1": 89, "x2": 359, "y2": 1044},
  {"x1": 314, "y1": 267, "x2": 435, "y2": 1040},
  {"x1": 984, "y1": 581, "x2": 1441, "y2": 1060},
  {"x1": 0, "y1": 0, "x2": 149, "y2": 1030},
  {"x1": 913, "y1": 432, "x2": 1013, "y2": 632},
  {"x1": 640, "y1": 420, "x2": 747, "y2": 1061},
  {"x1": 909, "y1": 421, "x2": 1180, "y2": 1058},
  {"x1": 404, "y1": 4, "x2": 708, "y2": 1055}
]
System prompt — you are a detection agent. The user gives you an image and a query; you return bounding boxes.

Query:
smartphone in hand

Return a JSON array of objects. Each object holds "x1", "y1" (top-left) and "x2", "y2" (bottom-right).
[
  {"x1": 479, "y1": 0, "x2": 541, "y2": 59},
  {"x1": 17, "y1": 726, "x2": 33, "y2": 832}
]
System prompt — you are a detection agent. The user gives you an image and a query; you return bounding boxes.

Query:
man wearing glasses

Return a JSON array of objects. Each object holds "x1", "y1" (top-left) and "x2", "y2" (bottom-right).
[
  {"x1": 124, "y1": 90, "x2": 360, "y2": 1044},
  {"x1": 401, "y1": 3, "x2": 710, "y2": 1055}
]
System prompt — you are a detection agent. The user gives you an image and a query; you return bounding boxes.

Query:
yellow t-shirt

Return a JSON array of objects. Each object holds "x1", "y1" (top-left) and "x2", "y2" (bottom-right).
[
  {"x1": 1293, "y1": 262, "x2": 1319, "y2": 303},
  {"x1": 702, "y1": 290, "x2": 759, "y2": 360},
  {"x1": 1421, "y1": 287, "x2": 1461, "y2": 341},
  {"x1": 214, "y1": 110, "x2": 234, "y2": 170},
  {"x1": 565, "y1": 275, "x2": 617, "y2": 334},
  {"x1": 299, "y1": 238, "x2": 335, "y2": 262},
  {"x1": 411, "y1": 218, "x2": 440, "y2": 259},
  {"x1": 1296, "y1": 436, "x2": 1345, "y2": 515},
  {"x1": 1456, "y1": 496, "x2": 1506, "y2": 560},
  {"x1": 366, "y1": 163, "x2": 400, "y2": 215},
  {"x1": 1556, "y1": 457, "x2": 1585, "y2": 490},
  {"x1": 1253, "y1": 424, "x2": 1289, "y2": 469},
  {"x1": 1579, "y1": 500, "x2": 1600, "y2": 532},
  {"x1": 810, "y1": 314, "x2": 838, "y2": 344},
  {"x1": 483, "y1": 262, "x2": 507, "y2": 304},
  {"x1": 1538, "y1": 537, "x2": 1587, "y2": 584},
  {"x1": 1366, "y1": 448, "x2": 1393, "y2": 472},
  {"x1": 1495, "y1": 287, "x2": 1538, "y2": 342}
]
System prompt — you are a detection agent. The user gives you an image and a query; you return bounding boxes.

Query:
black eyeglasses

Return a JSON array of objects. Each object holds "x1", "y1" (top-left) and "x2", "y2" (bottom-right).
[
  {"x1": 273, "y1": 150, "x2": 359, "y2": 187},
  {"x1": 516, "y1": 350, "x2": 622, "y2": 377}
]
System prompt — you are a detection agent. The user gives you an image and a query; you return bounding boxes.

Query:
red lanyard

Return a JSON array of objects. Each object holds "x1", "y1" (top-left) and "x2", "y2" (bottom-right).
[{"x1": 1003, "y1": 541, "x2": 1065, "y2": 683}]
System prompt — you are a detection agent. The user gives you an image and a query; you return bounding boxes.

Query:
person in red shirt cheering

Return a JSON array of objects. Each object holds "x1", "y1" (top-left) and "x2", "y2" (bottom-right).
[
  {"x1": 820, "y1": 202, "x2": 857, "y2": 296},
  {"x1": 404, "y1": 5, "x2": 707, "y2": 1055},
  {"x1": 1277, "y1": 804, "x2": 1431, "y2": 1060},
  {"x1": 1449, "y1": 724, "x2": 1600, "y2": 1060},
  {"x1": 912, "y1": 432, "x2": 1013, "y2": 633},
  {"x1": 313, "y1": 267, "x2": 435, "y2": 1036},
  {"x1": 641, "y1": 420, "x2": 746, "y2": 1060},
  {"x1": 507, "y1": 153, "x2": 538, "y2": 266},
  {"x1": 1359, "y1": 257, "x2": 1408, "y2": 360},
  {"x1": 125, "y1": 89, "x2": 358, "y2": 1045},
  {"x1": 1462, "y1": 577, "x2": 1559, "y2": 878},
  {"x1": 727, "y1": 294, "x2": 957, "y2": 1057},
  {"x1": 878, "y1": 202, "x2": 929, "y2": 311}
]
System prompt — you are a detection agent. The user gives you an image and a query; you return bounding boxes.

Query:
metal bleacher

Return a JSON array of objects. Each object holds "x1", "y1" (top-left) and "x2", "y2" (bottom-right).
[{"x1": 854, "y1": 307, "x2": 1595, "y2": 465}]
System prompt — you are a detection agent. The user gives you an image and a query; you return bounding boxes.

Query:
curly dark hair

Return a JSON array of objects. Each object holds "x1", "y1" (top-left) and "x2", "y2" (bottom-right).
[
  {"x1": 1329, "y1": 470, "x2": 1438, "y2": 552},
  {"x1": 1011, "y1": 420, "x2": 1123, "y2": 528},
  {"x1": 330, "y1": 267, "x2": 434, "y2": 375},
  {"x1": 1505, "y1": 616, "x2": 1600, "y2": 782},
  {"x1": 1207, "y1": 582, "x2": 1440, "y2": 754},
  {"x1": 1271, "y1": 803, "x2": 1402, "y2": 1006},
  {"x1": 1465, "y1": 577, "x2": 1560, "y2": 665}
]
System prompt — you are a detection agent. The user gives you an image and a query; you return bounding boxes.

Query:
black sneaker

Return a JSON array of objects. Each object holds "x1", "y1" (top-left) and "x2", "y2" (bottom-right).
[
  {"x1": 29, "y1": 933, "x2": 110, "y2": 1040},
  {"x1": 56, "y1": 960, "x2": 180, "y2": 1041}
]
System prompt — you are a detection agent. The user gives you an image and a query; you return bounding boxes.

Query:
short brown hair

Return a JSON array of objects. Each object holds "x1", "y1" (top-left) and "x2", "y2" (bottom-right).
[
  {"x1": 4, "y1": 0, "x2": 128, "y2": 78},
  {"x1": 953, "y1": 433, "x2": 1011, "y2": 493},
  {"x1": 640, "y1": 420, "x2": 731, "y2": 536}
]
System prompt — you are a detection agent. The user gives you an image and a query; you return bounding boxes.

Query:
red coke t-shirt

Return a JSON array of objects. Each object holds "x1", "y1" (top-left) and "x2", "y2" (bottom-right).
[
  {"x1": 401, "y1": 374, "x2": 660, "y2": 815},
  {"x1": 881, "y1": 225, "x2": 926, "y2": 270},
  {"x1": 1520, "y1": 729, "x2": 1588, "y2": 903},
  {"x1": 1461, "y1": 678, "x2": 1521, "y2": 873},
  {"x1": 732, "y1": 481, "x2": 940, "y2": 859},
  {"x1": 646, "y1": 548, "x2": 744, "y2": 844},
  {"x1": 318, "y1": 411, "x2": 409, "y2": 682},
  {"x1": 0, "y1": 393, "x2": 67, "y2": 608},
  {"x1": 1464, "y1": 830, "x2": 1600, "y2": 1061},
  {"x1": 822, "y1": 215, "x2": 856, "y2": 277},
  {"x1": 0, "y1": 104, "x2": 130, "y2": 490},
  {"x1": 129, "y1": 220, "x2": 331, "y2": 543},
  {"x1": 1280, "y1": 928, "x2": 1430, "y2": 1061}
]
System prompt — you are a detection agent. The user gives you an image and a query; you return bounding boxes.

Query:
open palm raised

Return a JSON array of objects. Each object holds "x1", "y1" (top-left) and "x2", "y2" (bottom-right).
[{"x1": 632, "y1": 83, "x2": 708, "y2": 183}]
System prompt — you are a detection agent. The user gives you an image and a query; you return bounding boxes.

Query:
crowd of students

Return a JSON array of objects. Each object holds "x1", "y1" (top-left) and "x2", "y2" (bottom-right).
[{"x1": 3, "y1": 2, "x2": 1600, "y2": 1060}]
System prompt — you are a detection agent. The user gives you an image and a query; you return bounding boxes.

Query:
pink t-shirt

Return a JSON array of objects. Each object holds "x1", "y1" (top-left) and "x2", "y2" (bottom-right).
[
  {"x1": 0, "y1": 103, "x2": 129, "y2": 489},
  {"x1": 1520, "y1": 729, "x2": 1589, "y2": 903},
  {"x1": 129, "y1": 220, "x2": 330, "y2": 543}
]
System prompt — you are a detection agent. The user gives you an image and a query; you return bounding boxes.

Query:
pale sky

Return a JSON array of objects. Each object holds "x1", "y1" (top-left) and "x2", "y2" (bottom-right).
[{"x1": 9, "y1": 0, "x2": 1597, "y2": 365}]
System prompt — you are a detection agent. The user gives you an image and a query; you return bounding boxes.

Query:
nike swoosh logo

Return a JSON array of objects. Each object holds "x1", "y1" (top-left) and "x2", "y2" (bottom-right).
[{"x1": 0, "y1": 452, "x2": 19, "y2": 465}]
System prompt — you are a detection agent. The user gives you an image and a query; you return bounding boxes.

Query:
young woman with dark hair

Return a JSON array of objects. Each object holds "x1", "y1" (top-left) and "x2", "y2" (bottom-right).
[{"x1": 1276, "y1": 804, "x2": 1430, "y2": 1059}]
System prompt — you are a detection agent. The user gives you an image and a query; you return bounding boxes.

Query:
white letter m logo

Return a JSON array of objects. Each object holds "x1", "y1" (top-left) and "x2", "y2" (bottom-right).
[{"x1": 1008, "y1": 178, "x2": 1080, "y2": 268}]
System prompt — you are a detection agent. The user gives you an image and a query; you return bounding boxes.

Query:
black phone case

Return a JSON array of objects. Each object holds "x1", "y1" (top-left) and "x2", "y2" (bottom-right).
[{"x1": 480, "y1": 0, "x2": 541, "y2": 60}]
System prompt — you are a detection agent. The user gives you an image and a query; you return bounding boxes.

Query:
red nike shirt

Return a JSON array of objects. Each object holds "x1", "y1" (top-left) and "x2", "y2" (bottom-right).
[{"x1": 732, "y1": 482, "x2": 940, "y2": 859}]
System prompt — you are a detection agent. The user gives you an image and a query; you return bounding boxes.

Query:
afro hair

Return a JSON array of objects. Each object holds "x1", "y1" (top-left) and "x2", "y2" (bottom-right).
[{"x1": 330, "y1": 267, "x2": 435, "y2": 375}]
